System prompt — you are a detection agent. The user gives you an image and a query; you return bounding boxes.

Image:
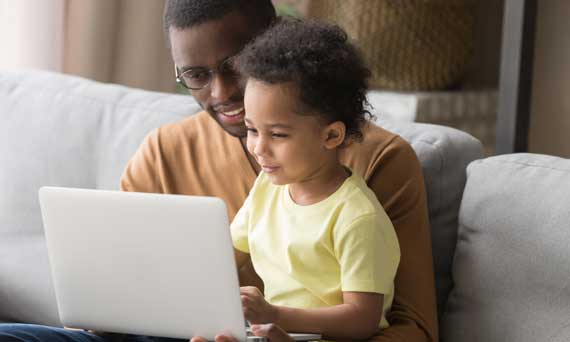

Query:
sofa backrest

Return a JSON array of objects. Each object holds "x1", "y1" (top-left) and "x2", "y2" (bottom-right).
[
  {"x1": 442, "y1": 154, "x2": 570, "y2": 342},
  {"x1": 0, "y1": 70, "x2": 483, "y2": 328},
  {"x1": 0, "y1": 70, "x2": 200, "y2": 325}
]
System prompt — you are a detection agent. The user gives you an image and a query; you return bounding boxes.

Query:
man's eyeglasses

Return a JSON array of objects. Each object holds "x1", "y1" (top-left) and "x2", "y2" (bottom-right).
[{"x1": 175, "y1": 57, "x2": 239, "y2": 90}]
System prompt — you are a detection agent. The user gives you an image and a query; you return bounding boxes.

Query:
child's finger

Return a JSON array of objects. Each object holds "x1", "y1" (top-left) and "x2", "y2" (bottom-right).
[
  {"x1": 190, "y1": 336, "x2": 207, "y2": 342},
  {"x1": 214, "y1": 334, "x2": 238, "y2": 342},
  {"x1": 241, "y1": 294, "x2": 253, "y2": 306},
  {"x1": 250, "y1": 324, "x2": 292, "y2": 342},
  {"x1": 250, "y1": 324, "x2": 266, "y2": 336},
  {"x1": 240, "y1": 286, "x2": 260, "y2": 296}
]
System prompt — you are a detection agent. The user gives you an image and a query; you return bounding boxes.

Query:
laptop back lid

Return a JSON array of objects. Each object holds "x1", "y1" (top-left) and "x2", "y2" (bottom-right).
[{"x1": 39, "y1": 187, "x2": 246, "y2": 340}]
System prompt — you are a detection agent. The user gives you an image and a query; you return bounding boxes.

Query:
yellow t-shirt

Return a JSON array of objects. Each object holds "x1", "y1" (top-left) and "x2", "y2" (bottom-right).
[{"x1": 231, "y1": 171, "x2": 400, "y2": 329}]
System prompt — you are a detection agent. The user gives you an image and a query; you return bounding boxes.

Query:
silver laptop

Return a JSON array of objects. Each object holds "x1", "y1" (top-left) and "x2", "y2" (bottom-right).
[{"x1": 39, "y1": 187, "x2": 321, "y2": 341}]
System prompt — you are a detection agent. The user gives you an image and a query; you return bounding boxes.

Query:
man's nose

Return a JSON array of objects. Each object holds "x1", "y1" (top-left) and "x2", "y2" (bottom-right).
[{"x1": 210, "y1": 73, "x2": 237, "y2": 102}]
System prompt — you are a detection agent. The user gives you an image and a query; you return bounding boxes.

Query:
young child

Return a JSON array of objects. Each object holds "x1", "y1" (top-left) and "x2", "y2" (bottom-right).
[{"x1": 230, "y1": 18, "x2": 400, "y2": 341}]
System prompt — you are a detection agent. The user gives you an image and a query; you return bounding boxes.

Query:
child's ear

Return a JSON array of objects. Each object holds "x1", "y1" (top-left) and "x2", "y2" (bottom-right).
[{"x1": 323, "y1": 121, "x2": 346, "y2": 149}]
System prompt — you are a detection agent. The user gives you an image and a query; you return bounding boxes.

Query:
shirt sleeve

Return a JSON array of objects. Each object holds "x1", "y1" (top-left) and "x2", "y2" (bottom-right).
[
  {"x1": 230, "y1": 193, "x2": 251, "y2": 253},
  {"x1": 120, "y1": 129, "x2": 163, "y2": 193},
  {"x1": 333, "y1": 213, "x2": 400, "y2": 295}
]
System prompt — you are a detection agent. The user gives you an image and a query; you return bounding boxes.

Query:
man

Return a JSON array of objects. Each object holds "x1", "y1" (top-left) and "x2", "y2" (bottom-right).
[{"x1": 0, "y1": 1, "x2": 437, "y2": 341}]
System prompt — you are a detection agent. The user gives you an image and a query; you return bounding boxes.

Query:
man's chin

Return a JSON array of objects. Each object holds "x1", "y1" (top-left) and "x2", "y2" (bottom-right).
[
  {"x1": 215, "y1": 117, "x2": 247, "y2": 138},
  {"x1": 224, "y1": 126, "x2": 248, "y2": 138}
]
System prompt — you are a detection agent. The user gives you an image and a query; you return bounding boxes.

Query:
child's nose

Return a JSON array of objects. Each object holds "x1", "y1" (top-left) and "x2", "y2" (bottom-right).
[{"x1": 254, "y1": 138, "x2": 269, "y2": 157}]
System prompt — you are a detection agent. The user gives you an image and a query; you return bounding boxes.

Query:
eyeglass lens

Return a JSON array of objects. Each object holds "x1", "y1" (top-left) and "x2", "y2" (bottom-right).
[{"x1": 179, "y1": 59, "x2": 238, "y2": 90}]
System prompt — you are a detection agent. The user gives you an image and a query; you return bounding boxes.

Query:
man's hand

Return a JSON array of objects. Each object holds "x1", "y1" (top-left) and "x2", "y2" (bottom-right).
[
  {"x1": 188, "y1": 324, "x2": 293, "y2": 342},
  {"x1": 240, "y1": 286, "x2": 278, "y2": 324}
]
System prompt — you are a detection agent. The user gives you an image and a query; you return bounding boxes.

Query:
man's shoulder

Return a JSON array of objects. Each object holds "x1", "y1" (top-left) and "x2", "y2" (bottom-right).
[
  {"x1": 158, "y1": 110, "x2": 219, "y2": 136},
  {"x1": 347, "y1": 122, "x2": 412, "y2": 154},
  {"x1": 152, "y1": 110, "x2": 228, "y2": 147},
  {"x1": 341, "y1": 122, "x2": 418, "y2": 177}
]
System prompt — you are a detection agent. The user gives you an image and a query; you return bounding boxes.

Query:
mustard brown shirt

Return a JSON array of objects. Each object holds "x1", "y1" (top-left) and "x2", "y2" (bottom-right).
[{"x1": 120, "y1": 111, "x2": 438, "y2": 342}]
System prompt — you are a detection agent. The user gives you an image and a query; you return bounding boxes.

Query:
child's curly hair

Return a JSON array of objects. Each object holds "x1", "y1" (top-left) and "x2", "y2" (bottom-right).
[{"x1": 234, "y1": 18, "x2": 372, "y2": 144}]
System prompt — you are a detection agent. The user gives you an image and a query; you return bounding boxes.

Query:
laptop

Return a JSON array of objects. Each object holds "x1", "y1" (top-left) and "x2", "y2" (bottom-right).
[{"x1": 39, "y1": 187, "x2": 321, "y2": 341}]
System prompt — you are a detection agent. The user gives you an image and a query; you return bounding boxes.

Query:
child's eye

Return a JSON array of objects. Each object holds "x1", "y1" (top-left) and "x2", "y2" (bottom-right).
[
  {"x1": 272, "y1": 132, "x2": 288, "y2": 138},
  {"x1": 246, "y1": 127, "x2": 258, "y2": 135}
]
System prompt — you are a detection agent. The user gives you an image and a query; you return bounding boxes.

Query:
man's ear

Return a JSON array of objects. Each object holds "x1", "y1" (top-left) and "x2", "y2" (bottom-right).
[{"x1": 322, "y1": 121, "x2": 346, "y2": 150}]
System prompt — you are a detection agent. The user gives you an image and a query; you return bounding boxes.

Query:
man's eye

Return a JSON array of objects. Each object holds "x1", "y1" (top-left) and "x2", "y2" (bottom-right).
[{"x1": 186, "y1": 71, "x2": 209, "y2": 81}]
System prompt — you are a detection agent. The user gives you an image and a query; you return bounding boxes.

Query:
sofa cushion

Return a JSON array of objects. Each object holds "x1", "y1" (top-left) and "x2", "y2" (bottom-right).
[{"x1": 442, "y1": 154, "x2": 570, "y2": 342}]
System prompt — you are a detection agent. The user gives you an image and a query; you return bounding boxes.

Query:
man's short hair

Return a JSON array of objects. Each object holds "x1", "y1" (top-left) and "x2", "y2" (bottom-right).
[{"x1": 164, "y1": 0, "x2": 276, "y2": 34}]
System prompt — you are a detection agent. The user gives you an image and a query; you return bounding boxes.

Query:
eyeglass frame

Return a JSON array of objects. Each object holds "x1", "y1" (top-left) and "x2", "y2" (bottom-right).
[{"x1": 175, "y1": 56, "x2": 239, "y2": 91}]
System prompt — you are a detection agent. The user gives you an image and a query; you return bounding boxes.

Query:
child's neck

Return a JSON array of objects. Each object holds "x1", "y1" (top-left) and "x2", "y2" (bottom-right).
[{"x1": 288, "y1": 162, "x2": 350, "y2": 206}]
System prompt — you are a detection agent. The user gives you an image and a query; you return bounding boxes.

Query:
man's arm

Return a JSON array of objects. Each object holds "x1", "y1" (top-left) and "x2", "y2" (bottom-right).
[{"x1": 366, "y1": 137, "x2": 438, "y2": 342}]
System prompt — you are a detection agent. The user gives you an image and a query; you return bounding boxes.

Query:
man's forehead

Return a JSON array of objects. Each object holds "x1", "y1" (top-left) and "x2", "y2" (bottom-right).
[{"x1": 169, "y1": 12, "x2": 256, "y2": 69}]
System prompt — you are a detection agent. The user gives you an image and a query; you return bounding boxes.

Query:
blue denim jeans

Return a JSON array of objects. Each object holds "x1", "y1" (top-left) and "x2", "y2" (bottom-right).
[{"x1": 0, "y1": 324, "x2": 187, "y2": 342}]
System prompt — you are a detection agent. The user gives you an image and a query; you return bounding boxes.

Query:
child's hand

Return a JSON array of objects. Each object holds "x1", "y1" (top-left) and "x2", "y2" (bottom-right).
[{"x1": 240, "y1": 286, "x2": 278, "y2": 324}]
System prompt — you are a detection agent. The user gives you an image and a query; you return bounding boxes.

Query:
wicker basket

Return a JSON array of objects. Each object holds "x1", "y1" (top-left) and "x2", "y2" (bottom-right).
[{"x1": 306, "y1": 0, "x2": 475, "y2": 91}]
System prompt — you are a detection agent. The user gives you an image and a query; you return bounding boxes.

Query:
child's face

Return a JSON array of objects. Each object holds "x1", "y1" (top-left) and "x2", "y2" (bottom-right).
[{"x1": 244, "y1": 80, "x2": 335, "y2": 186}]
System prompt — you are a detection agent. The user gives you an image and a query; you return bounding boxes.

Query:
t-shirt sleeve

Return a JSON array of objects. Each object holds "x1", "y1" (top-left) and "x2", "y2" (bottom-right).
[
  {"x1": 230, "y1": 193, "x2": 251, "y2": 253},
  {"x1": 333, "y1": 213, "x2": 400, "y2": 295}
]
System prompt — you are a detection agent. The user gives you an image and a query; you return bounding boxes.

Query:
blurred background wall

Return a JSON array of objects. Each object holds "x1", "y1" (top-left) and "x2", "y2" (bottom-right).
[
  {"x1": 464, "y1": 1, "x2": 503, "y2": 89},
  {"x1": 0, "y1": 0, "x2": 503, "y2": 93},
  {"x1": 0, "y1": 0, "x2": 65, "y2": 71},
  {"x1": 529, "y1": 0, "x2": 570, "y2": 157},
  {"x1": 1, "y1": 0, "x2": 568, "y2": 157},
  {"x1": 0, "y1": 0, "x2": 174, "y2": 92},
  {"x1": 65, "y1": 0, "x2": 175, "y2": 92}
]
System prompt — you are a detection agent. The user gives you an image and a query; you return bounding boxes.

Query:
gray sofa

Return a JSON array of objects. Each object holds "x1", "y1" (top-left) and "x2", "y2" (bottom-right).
[{"x1": 1, "y1": 70, "x2": 569, "y2": 342}]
